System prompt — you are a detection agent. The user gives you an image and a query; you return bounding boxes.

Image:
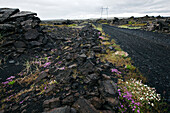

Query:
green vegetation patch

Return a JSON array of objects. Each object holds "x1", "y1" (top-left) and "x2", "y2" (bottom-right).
[
  {"x1": 118, "y1": 25, "x2": 141, "y2": 29},
  {"x1": 8, "y1": 80, "x2": 15, "y2": 85}
]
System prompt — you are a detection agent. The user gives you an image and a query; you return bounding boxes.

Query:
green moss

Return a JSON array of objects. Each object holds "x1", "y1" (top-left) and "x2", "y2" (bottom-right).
[
  {"x1": 118, "y1": 25, "x2": 141, "y2": 29},
  {"x1": 128, "y1": 21, "x2": 133, "y2": 25},
  {"x1": 115, "y1": 47, "x2": 122, "y2": 51},
  {"x1": 125, "y1": 64, "x2": 136, "y2": 70},
  {"x1": 8, "y1": 80, "x2": 15, "y2": 85},
  {"x1": 67, "y1": 24, "x2": 77, "y2": 27}
]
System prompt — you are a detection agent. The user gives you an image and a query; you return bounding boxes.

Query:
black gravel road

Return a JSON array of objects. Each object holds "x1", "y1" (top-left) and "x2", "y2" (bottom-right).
[{"x1": 102, "y1": 24, "x2": 170, "y2": 102}]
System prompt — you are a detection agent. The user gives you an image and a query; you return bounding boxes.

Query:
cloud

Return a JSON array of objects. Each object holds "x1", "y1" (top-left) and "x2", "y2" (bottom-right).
[{"x1": 0, "y1": 0, "x2": 169, "y2": 19}]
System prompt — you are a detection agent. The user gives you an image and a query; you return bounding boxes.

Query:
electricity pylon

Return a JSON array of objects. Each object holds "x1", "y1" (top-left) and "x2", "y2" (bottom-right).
[{"x1": 101, "y1": 7, "x2": 109, "y2": 19}]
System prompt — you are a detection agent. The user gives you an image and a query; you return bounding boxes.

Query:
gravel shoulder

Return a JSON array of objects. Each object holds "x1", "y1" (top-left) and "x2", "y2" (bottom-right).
[{"x1": 102, "y1": 24, "x2": 170, "y2": 101}]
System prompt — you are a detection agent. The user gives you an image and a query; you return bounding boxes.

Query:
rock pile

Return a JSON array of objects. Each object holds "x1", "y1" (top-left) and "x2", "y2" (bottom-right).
[
  {"x1": 0, "y1": 24, "x2": 119, "y2": 113},
  {"x1": 0, "y1": 8, "x2": 53, "y2": 59},
  {"x1": 144, "y1": 19, "x2": 170, "y2": 33},
  {"x1": 41, "y1": 24, "x2": 119, "y2": 113}
]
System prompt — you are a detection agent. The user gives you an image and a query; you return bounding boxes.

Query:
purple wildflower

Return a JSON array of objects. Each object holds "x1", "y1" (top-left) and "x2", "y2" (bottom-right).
[
  {"x1": 9, "y1": 95, "x2": 13, "y2": 98},
  {"x1": 58, "y1": 61, "x2": 62, "y2": 64},
  {"x1": 121, "y1": 105, "x2": 123, "y2": 108},
  {"x1": 6, "y1": 76, "x2": 15, "y2": 80},
  {"x1": 125, "y1": 91, "x2": 132, "y2": 98},
  {"x1": 111, "y1": 69, "x2": 118, "y2": 73},
  {"x1": 2, "y1": 81, "x2": 9, "y2": 84},
  {"x1": 9, "y1": 79, "x2": 13, "y2": 81},
  {"x1": 98, "y1": 32, "x2": 101, "y2": 35},
  {"x1": 135, "y1": 102, "x2": 140, "y2": 106},
  {"x1": 118, "y1": 89, "x2": 120, "y2": 92},
  {"x1": 43, "y1": 62, "x2": 51, "y2": 68},
  {"x1": 111, "y1": 68, "x2": 121, "y2": 74},
  {"x1": 60, "y1": 67, "x2": 65, "y2": 70},
  {"x1": 99, "y1": 36, "x2": 104, "y2": 39},
  {"x1": 34, "y1": 61, "x2": 40, "y2": 64},
  {"x1": 137, "y1": 110, "x2": 140, "y2": 113},
  {"x1": 20, "y1": 100, "x2": 24, "y2": 104},
  {"x1": 18, "y1": 73, "x2": 23, "y2": 76}
]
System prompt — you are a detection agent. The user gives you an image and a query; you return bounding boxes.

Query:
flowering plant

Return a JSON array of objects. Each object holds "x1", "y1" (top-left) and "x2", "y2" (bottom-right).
[{"x1": 118, "y1": 78, "x2": 161, "y2": 113}]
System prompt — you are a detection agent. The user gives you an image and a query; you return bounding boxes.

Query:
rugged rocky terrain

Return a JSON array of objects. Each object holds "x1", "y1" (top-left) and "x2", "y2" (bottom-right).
[
  {"x1": 0, "y1": 8, "x2": 169, "y2": 113},
  {"x1": 0, "y1": 8, "x2": 119, "y2": 113}
]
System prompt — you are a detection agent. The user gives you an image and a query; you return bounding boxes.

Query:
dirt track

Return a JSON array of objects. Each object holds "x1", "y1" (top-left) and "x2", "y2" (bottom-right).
[{"x1": 102, "y1": 25, "x2": 170, "y2": 102}]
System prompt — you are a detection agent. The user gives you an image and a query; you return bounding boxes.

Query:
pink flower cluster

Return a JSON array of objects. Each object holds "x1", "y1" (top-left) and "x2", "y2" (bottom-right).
[
  {"x1": 111, "y1": 68, "x2": 121, "y2": 75},
  {"x1": 118, "y1": 87, "x2": 141, "y2": 113}
]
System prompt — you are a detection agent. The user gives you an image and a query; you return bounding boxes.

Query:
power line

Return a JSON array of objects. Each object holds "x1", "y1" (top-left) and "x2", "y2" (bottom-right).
[{"x1": 101, "y1": 7, "x2": 109, "y2": 19}]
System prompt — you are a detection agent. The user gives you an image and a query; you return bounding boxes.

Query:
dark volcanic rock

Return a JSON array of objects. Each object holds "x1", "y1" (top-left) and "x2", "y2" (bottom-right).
[
  {"x1": 0, "y1": 8, "x2": 53, "y2": 58},
  {"x1": 1, "y1": 40, "x2": 14, "y2": 47},
  {"x1": 43, "y1": 106, "x2": 71, "y2": 113},
  {"x1": 24, "y1": 29, "x2": 39, "y2": 40},
  {"x1": 0, "y1": 8, "x2": 19, "y2": 23},
  {"x1": 16, "y1": 48, "x2": 25, "y2": 53},
  {"x1": 0, "y1": 24, "x2": 15, "y2": 31},
  {"x1": 84, "y1": 73, "x2": 99, "y2": 84},
  {"x1": 21, "y1": 19, "x2": 40, "y2": 31},
  {"x1": 10, "y1": 11, "x2": 37, "y2": 19},
  {"x1": 14, "y1": 41, "x2": 26, "y2": 48},
  {"x1": 89, "y1": 97, "x2": 103, "y2": 109},
  {"x1": 29, "y1": 41, "x2": 42, "y2": 47},
  {"x1": 99, "y1": 80, "x2": 118, "y2": 97},
  {"x1": 43, "y1": 98, "x2": 61, "y2": 109},
  {"x1": 73, "y1": 97, "x2": 98, "y2": 113},
  {"x1": 62, "y1": 20, "x2": 74, "y2": 25},
  {"x1": 79, "y1": 59, "x2": 95, "y2": 75},
  {"x1": 35, "y1": 72, "x2": 48, "y2": 83},
  {"x1": 92, "y1": 46, "x2": 102, "y2": 52},
  {"x1": 105, "y1": 97, "x2": 119, "y2": 107}
]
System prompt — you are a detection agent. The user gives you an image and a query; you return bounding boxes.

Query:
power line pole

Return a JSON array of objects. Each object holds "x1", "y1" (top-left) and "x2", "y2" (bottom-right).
[
  {"x1": 107, "y1": 6, "x2": 109, "y2": 19},
  {"x1": 101, "y1": 7, "x2": 103, "y2": 19},
  {"x1": 101, "y1": 7, "x2": 109, "y2": 19}
]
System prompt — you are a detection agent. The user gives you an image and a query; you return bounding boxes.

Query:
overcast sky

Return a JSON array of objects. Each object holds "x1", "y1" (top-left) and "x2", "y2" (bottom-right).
[{"x1": 0, "y1": 0, "x2": 170, "y2": 19}]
